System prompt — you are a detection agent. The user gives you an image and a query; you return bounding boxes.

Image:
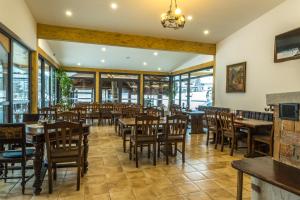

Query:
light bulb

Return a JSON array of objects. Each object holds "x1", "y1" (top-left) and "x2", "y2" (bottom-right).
[{"x1": 175, "y1": 8, "x2": 181, "y2": 15}]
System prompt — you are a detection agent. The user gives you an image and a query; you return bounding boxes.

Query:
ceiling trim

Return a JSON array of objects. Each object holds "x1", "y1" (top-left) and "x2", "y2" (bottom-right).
[
  {"x1": 37, "y1": 47, "x2": 60, "y2": 68},
  {"x1": 37, "y1": 23, "x2": 216, "y2": 55},
  {"x1": 62, "y1": 66, "x2": 170, "y2": 75},
  {"x1": 171, "y1": 61, "x2": 215, "y2": 75}
]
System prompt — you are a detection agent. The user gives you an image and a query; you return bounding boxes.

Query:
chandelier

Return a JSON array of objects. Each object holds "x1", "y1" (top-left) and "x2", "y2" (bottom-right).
[{"x1": 161, "y1": 0, "x2": 186, "y2": 30}]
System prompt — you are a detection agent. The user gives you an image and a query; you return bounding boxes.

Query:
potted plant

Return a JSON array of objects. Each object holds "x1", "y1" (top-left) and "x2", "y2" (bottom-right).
[{"x1": 56, "y1": 68, "x2": 73, "y2": 109}]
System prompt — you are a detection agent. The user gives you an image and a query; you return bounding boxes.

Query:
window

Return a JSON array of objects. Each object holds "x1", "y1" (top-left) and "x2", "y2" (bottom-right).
[
  {"x1": 0, "y1": 32, "x2": 9, "y2": 123},
  {"x1": 67, "y1": 72, "x2": 95, "y2": 103},
  {"x1": 172, "y1": 67, "x2": 214, "y2": 110},
  {"x1": 144, "y1": 75, "x2": 170, "y2": 108},
  {"x1": 38, "y1": 57, "x2": 57, "y2": 108},
  {"x1": 12, "y1": 41, "x2": 30, "y2": 122},
  {"x1": 101, "y1": 73, "x2": 139, "y2": 103}
]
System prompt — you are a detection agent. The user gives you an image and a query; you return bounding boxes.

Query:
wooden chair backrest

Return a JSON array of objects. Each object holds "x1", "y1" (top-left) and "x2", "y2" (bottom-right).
[
  {"x1": 44, "y1": 121, "x2": 83, "y2": 158},
  {"x1": 134, "y1": 115, "x2": 159, "y2": 138},
  {"x1": 219, "y1": 112, "x2": 235, "y2": 136},
  {"x1": 121, "y1": 107, "x2": 140, "y2": 118},
  {"x1": 39, "y1": 107, "x2": 57, "y2": 120},
  {"x1": 205, "y1": 110, "x2": 218, "y2": 130},
  {"x1": 146, "y1": 107, "x2": 161, "y2": 117},
  {"x1": 57, "y1": 111, "x2": 80, "y2": 122},
  {"x1": 166, "y1": 115, "x2": 188, "y2": 138}
]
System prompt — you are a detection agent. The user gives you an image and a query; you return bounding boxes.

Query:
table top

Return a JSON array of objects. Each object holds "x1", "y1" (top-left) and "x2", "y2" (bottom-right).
[
  {"x1": 119, "y1": 117, "x2": 167, "y2": 126},
  {"x1": 185, "y1": 110, "x2": 205, "y2": 115},
  {"x1": 232, "y1": 157, "x2": 300, "y2": 196},
  {"x1": 234, "y1": 118, "x2": 273, "y2": 128}
]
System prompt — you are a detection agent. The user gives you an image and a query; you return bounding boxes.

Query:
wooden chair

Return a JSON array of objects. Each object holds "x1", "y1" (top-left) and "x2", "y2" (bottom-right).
[
  {"x1": 0, "y1": 123, "x2": 34, "y2": 194},
  {"x1": 252, "y1": 123, "x2": 274, "y2": 156},
  {"x1": 38, "y1": 107, "x2": 57, "y2": 120},
  {"x1": 57, "y1": 111, "x2": 80, "y2": 122},
  {"x1": 205, "y1": 110, "x2": 219, "y2": 148},
  {"x1": 99, "y1": 108, "x2": 113, "y2": 125},
  {"x1": 129, "y1": 115, "x2": 159, "y2": 168},
  {"x1": 121, "y1": 107, "x2": 140, "y2": 152},
  {"x1": 219, "y1": 112, "x2": 240, "y2": 156},
  {"x1": 70, "y1": 107, "x2": 88, "y2": 122},
  {"x1": 158, "y1": 115, "x2": 188, "y2": 164},
  {"x1": 86, "y1": 104, "x2": 100, "y2": 124},
  {"x1": 146, "y1": 107, "x2": 161, "y2": 117},
  {"x1": 44, "y1": 121, "x2": 83, "y2": 193}
]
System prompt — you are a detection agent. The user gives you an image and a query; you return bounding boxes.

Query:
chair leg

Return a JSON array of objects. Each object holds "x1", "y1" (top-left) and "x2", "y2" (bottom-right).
[
  {"x1": 77, "y1": 164, "x2": 81, "y2": 191},
  {"x1": 175, "y1": 143, "x2": 177, "y2": 156},
  {"x1": 48, "y1": 163, "x2": 53, "y2": 194},
  {"x1": 221, "y1": 134, "x2": 225, "y2": 152},
  {"x1": 182, "y1": 141, "x2": 186, "y2": 163},
  {"x1": 4, "y1": 163, "x2": 7, "y2": 183},
  {"x1": 214, "y1": 132, "x2": 218, "y2": 149},
  {"x1": 153, "y1": 143, "x2": 156, "y2": 166},
  {"x1": 157, "y1": 142, "x2": 161, "y2": 158},
  {"x1": 166, "y1": 142, "x2": 169, "y2": 165},
  {"x1": 129, "y1": 141, "x2": 132, "y2": 160},
  {"x1": 206, "y1": 131, "x2": 210, "y2": 146},
  {"x1": 53, "y1": 163, "x2": 57, "y2": 180},
  {"x1": 123, "y1": 133, "x2": 126, "y2": 153},
  {"x1": 21, "y1": 161, "x2": 26, "y2": 194},
  {"x1": 135, "y1": 145, "x2": 139, "y2": 168}
]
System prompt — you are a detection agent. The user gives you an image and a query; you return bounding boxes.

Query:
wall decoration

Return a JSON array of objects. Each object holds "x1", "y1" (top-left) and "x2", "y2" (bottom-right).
[
  {"x1": 275, "y1": 27, "x2": 300, "y2": 63},
  {"x1": 226, "y1": 62, "x2": 246, "y2": 93}
]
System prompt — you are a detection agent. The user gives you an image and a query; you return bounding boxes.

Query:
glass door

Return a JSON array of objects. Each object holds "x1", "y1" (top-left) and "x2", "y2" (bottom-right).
[
  {"x1": 0, "y1": 32, "x2": 9, "y2": 123},
  {"x1": 12, "y1": 41, "x2": 30, "y2": 122},
  {"x1": 121, "y1": 80, "x2": 138, "y2": 103},
  {"x1": 180, "y1": 80, "x2": 188, "y2": 109}
]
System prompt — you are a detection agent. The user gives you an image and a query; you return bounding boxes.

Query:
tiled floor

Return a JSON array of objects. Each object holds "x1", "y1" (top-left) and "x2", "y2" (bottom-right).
[{"x1": 0, "y1": 126, "x2": 252, "y2": 200}]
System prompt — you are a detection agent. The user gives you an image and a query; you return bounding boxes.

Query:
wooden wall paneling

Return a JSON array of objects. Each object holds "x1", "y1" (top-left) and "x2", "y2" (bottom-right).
[{"x1": 31, "y1": 50, "x2": 39, "y2": 113}]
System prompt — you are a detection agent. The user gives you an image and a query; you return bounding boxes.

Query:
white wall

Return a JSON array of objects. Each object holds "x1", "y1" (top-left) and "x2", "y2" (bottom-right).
[
  {"x1": 0, "y1": 0, "x2": 36, "y2": 49},
  {"x1": 38, "y1": 39, "x2": 60, "y2": 64},
  {"x1": 215, "y1": 0, "x2": 300, "y2": 111}
]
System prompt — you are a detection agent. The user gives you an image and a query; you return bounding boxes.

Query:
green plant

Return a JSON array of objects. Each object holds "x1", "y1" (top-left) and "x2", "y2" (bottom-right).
[{"x1": 56, "y1": 68, "x2": 73, "y2": 109}]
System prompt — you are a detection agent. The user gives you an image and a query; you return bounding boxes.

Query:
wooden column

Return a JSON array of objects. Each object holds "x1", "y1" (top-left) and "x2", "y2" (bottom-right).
[
  {"x1": 31, "y1": 51, "x2": 39, "y2": 113},
  {"x1": 95, "y1": 72, "x2": 100, "y2": 102},
  {"x1": 140, "y1": 74, "x2": 144, "y2": 106}
]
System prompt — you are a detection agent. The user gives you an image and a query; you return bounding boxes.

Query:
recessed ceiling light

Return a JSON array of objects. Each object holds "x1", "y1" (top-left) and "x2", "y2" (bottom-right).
[
  {"x1": 101, "y1": 59, "x2": 105, "y2": 63},
  {"x1": 77, "y1": 62, "x2": 81, "y2": 66},
  {"x1": 153, "y1": 52, "x2": 158, "y2": 56},
  {"x1": 111, "y1": 3, "x2": 118, "y2": 10},
  {"x1": 203, "y1": 30, "x2": 210, "y2": 35},
  {"x1": 175, "y1": 8, "x2": 181, "y2": 15},
  {"x1": 101, "y1": 47, "x2": 106, "y2": 52},
  {"x1": 158, "y1": 67, "x2": 161, "y2": 71},
  {"x1": 187, "y1": 16, "x2": 193, "y2": 21},
  {"x1": 65, "y1": 10, "x2": 73, "y2": 17},
  {"x1": 143, "y1": 62, "x2": 147, "y2": 66}
]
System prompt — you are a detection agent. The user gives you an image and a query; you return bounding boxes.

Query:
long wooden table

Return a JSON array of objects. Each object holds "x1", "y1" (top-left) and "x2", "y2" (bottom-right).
[
  {"x1": 232, "y1": 157, "x2": 300, "y2": 200},
  {"x1": 234, "y1": 118, "x2": 273, "y2": 157},
  {"x1": 26, "y1": 123, "x2": 90, "y2": 195}
]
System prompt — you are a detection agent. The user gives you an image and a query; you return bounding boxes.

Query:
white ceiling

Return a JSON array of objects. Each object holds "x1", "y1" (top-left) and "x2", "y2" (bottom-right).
[
  {"x1": 25, "y1": 0, "x2": 285, "y2": 43},
  {"x1": 45, "y1": 39, "x2": 213, "y2": 72}
]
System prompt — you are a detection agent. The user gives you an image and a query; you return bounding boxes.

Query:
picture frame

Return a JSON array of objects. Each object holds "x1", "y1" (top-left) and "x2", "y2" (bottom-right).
[
  {"x1": 226, "y1": 62, "x2": 246, "y2": 93},
  {"x1": 274, "y1": 27, "x2": 300, "y2": 63}
]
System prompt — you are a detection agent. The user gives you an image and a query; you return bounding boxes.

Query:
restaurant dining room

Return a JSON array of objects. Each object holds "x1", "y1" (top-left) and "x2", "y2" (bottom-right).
[{"x1": 1, "y1": 0, "x2": 300, "y2": 199}]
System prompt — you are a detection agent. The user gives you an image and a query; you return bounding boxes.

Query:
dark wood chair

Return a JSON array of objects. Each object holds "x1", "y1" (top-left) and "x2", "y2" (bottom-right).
[
  {"x1": 205, "y1": 110, "x2": 219, "y2": 148},
  {"x1": 57, "y1": 111, "x2": 80, "y2": 122},
  {"x1": 99, "y1": 108, "x2": 113, "y2": 125},
  {"x1": 44, "y1": 121, "x2": 83, "y2": 193},
  {"x1": 121, "y1": 107, "x2": 140, "y2": 152},
  {"x1": 158, "y1": 115, "x2": 188, "y2": 164},
  {"x1": 252, "y1": 123, "x2": 274, "y2": 156},
  {"x1": 86, "y1": 103, "x2": 100, "y2": 124},
  {"x1": 23, "y1": 113, "x2": 40, "y2": 124},
  {"x1": 219, "y1": 112, "x2": 241, "y2": 156},
  {"x1": 146, "y1": 107, "x2": 161, "y2": 117},
  {"x1": 129, "y1": 115, "x2": 159, "y2": 168},
  {"x1": 0, "y1": 123, "x2": 34, "y2": 194},
  {"x1": 38, "y1": 107, "x2": 57, "y2": 120},
  {"x1": 70, "y1": 107, "x2": 88, "y2": 122}
]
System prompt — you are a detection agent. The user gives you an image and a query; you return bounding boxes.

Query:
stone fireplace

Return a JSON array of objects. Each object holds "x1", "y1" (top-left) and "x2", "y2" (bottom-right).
[{"x1": 266, "y1": 91, "x2": 300, "y2": 168}]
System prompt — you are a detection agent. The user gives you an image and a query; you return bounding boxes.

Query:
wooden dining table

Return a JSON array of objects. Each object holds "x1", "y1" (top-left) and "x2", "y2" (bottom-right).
[
  {"x1": 234, "y1": 118, "x2": 273, "y2": 157},
  {"x1": 26, "y1": 122, "x2": 90, "y2": 195},
  {"x1": 118, "y1": 117, "x2": 167, "y2": 127}
]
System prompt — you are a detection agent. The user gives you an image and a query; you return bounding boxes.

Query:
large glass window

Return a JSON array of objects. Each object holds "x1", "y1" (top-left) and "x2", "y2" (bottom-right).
[
  {"x1": 67, "y1": 72, "x2": 95, "y2": 103},
  {"x1": 38, "y1": 57, "x2": 57, "y2": 108},
  {"x1": 172, "y1": 67, "x2": 214, "y2": 110},
  {"x1": 144, "y1": 75, "x2": 170, "y2": 108},
  {"x1": 0, "y1": 32, "x2": 9, "y2": 123},
  {"x1": 101, "y1": 73, "x2": 139, "y2": 103},
  {"x1": 12, "y1": 41, "x2": 30, "y2": 122}
]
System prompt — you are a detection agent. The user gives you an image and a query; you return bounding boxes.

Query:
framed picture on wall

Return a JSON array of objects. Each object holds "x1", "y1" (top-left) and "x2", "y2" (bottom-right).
[
  {"x1": 275, "y1": 27, "x2": 300, "y2": 63},
  {"x1": 226, "y1": 62, "x2": 246, "y2": 93}
]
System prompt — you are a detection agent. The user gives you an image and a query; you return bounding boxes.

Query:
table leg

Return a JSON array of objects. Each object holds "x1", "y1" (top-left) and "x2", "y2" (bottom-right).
[
  {"x1": 245, "y1": 128, "x2": 254, "y2": 158},
  {"x1": 33, "y1": 141, "x2": 45, "y2": 195},
  {"x1": 83, "y1": 134, "x2": 89, "y2": 173},
  {"x1": 237, "y1": 170, "x2": 243, "y2": 200}
]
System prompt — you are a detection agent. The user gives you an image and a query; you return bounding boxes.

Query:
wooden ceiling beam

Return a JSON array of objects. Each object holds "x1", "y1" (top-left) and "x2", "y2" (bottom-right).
[{"x1": 37, "y1": 23, "x2": 216, "y2": 55}]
